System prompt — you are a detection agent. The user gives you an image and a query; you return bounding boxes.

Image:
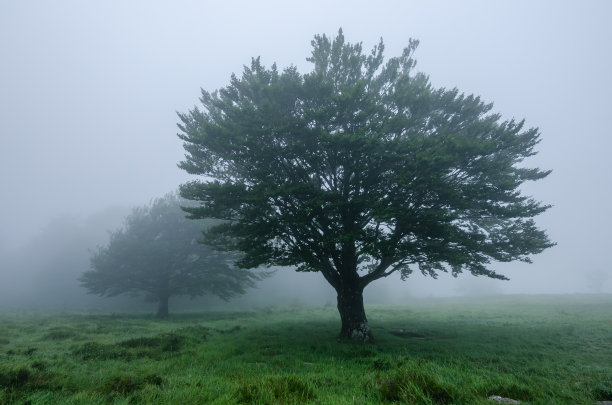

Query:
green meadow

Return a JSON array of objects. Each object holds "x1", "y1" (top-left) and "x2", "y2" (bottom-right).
[{"x1": 1, "y1": 295, "x2": 611, "y2": 404}]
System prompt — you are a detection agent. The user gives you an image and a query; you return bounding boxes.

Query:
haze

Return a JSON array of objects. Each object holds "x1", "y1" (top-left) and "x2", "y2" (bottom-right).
[{"x1": 1, "y1": 1, "x2": 611, "y2": 310}]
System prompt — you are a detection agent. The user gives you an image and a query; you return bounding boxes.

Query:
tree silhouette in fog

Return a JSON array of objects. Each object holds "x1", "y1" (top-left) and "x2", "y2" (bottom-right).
[
  {"x1": 177, "y1": 29, "x2": 554, "y2": 340},
  {"x1": 80, "y1": 193, "x2": 263, "y2": 317}
]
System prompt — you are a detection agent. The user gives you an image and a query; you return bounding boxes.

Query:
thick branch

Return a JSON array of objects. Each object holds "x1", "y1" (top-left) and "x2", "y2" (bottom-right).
[{"x1": 360, "y1": 257, "x2": 393, "y2": 287}]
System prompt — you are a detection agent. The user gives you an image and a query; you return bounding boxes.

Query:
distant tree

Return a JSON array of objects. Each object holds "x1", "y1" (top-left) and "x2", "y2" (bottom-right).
[
  {"x1": 177, "y1": 29, "x2": 554, "y2": 340},
  {"x1": 80, "y1": 193, "x2": 262, "y2": 317}
]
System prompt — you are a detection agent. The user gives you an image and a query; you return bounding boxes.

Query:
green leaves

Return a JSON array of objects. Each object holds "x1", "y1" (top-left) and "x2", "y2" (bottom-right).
[
  {"x1": 177, "y1": 30, "x2": 553, "y2": 289},
  {"x1": 80, "y1": 193, "x2": 262, "y2": 308}
]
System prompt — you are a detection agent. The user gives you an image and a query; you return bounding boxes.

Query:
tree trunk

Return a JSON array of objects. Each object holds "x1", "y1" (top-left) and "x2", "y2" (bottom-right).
[
  {"x1": 156, "y1": 293, "x2": 169, "y2": 318},
  {"x1": 336, "y1": 284, "x2": 372, "y2": 342}
]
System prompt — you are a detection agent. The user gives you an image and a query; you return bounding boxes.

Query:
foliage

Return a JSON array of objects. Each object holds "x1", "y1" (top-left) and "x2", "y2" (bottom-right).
[
  {"x1": 178, "y1": 29, "x2": 552, "y2": 282},
  {"x1": 80, "y1": 193, "x2": 262, "y2": 316},
  {"x1": 176, "y1": 29, "x2": 554, "y2": 338}
]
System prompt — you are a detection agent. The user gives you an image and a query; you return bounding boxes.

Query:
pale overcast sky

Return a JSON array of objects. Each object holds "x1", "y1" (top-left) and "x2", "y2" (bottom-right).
[{"x1": 1, "y1": 1, "x2": 611, "y2": 295}]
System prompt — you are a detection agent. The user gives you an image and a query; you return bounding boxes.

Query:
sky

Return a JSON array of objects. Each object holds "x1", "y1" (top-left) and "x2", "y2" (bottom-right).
[{"x1": 1, "y1": 0, "x2": 611, "y2": 298}]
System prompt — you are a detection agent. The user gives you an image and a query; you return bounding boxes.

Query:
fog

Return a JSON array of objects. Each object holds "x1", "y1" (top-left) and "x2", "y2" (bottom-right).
[{"x1": 1, "y1": 1, "x2": 611, "y2": 311}]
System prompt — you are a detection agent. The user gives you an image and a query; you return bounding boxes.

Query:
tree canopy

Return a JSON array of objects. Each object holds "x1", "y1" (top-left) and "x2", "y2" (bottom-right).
[
  {"x1": 80, "y1": 193, "x2": 261, "y2": 317},
  {"x1": 177, "y1": 29, "x2": 554, "y2": 340}
]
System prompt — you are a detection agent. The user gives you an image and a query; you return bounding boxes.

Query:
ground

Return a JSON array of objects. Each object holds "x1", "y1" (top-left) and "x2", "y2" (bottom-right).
[{"x1": 1, "y1": 295, "x2": 611, "y2": 404}]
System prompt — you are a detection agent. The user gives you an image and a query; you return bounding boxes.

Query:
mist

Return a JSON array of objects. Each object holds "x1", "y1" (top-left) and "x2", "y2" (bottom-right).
[{"x1": 1, "y1": 1, "x2": 611, "y2": 312}]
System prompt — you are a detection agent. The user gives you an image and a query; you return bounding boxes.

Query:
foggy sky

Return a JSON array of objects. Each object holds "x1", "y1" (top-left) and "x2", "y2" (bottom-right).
[{"x1": 1, "y1": 0, "x2": 611, "y2": 299}]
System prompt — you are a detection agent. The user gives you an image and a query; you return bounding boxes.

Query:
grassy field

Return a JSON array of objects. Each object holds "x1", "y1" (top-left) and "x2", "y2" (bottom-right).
[{"x1": 1, "y1": 295, "x2": 611, "y2": 404}]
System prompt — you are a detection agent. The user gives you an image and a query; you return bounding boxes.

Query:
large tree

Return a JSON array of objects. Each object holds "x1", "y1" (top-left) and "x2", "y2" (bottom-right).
[
  {"x1": 80, "y1": 193, "x2": 261, "y2": 317},
  {"x1": 177, "y1": 30, "x2": 554, "y2": 340}
]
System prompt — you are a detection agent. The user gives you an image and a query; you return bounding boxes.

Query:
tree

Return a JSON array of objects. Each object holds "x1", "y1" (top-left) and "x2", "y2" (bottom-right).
[
  {"x1": 80, "y1": 193, "x2": 261, "y2": 317},
  {"x1": 177, "y1": 30, "x2": 554, "y2": 340}
]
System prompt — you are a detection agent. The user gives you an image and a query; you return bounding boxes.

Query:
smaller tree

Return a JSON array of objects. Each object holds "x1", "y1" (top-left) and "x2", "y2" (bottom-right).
[{"x1": 80, "y1": 193, "x2": 262, "y2": 317}]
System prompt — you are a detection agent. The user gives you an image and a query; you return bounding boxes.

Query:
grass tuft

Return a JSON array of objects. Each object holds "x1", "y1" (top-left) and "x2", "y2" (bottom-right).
[
  {"x1": 98, "y1": 373, "x2": 164, "y2": 396},
  {"x1": 235, "y1": 375, "x2": 315, "y2": 404},
  {"x1": 41, "y1": 327, "x2": 79, "y2": 341},
  {"x1": 71, "y1": 326, "x2": 208, "y2": 361},
  {"x1": 372, "y1": 358, "x2": 392, "y2": 371},
  {"x1": 0, "y1": 366, "x2": 31, "y2": 389},
  {"x1": 118, "y1": 333, "x2": 184, "y2": 352},
  {"x1": 30, "y1": 361, "x2": 45, "y2": 371},
  {"x1": 484, "y1": 382, "x2": 534, "y2": 402},
  {"x1": 72, "y1": 341, "x2": 131, "y2": 361},
  {"x1": 379, "y1": 367, "x2": 460, "y2": 404},
  {"x1": 593, "y1": 380, "x2": 612, "y2": 400},
  {"x1": 98, "y1": 375, "x2": 144, "y2": 395}
]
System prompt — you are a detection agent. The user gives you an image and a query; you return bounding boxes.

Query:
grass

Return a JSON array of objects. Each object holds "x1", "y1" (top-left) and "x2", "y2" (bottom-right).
[{"x1": 0, "y1": 294, "x2": 611, "y2": 404}]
